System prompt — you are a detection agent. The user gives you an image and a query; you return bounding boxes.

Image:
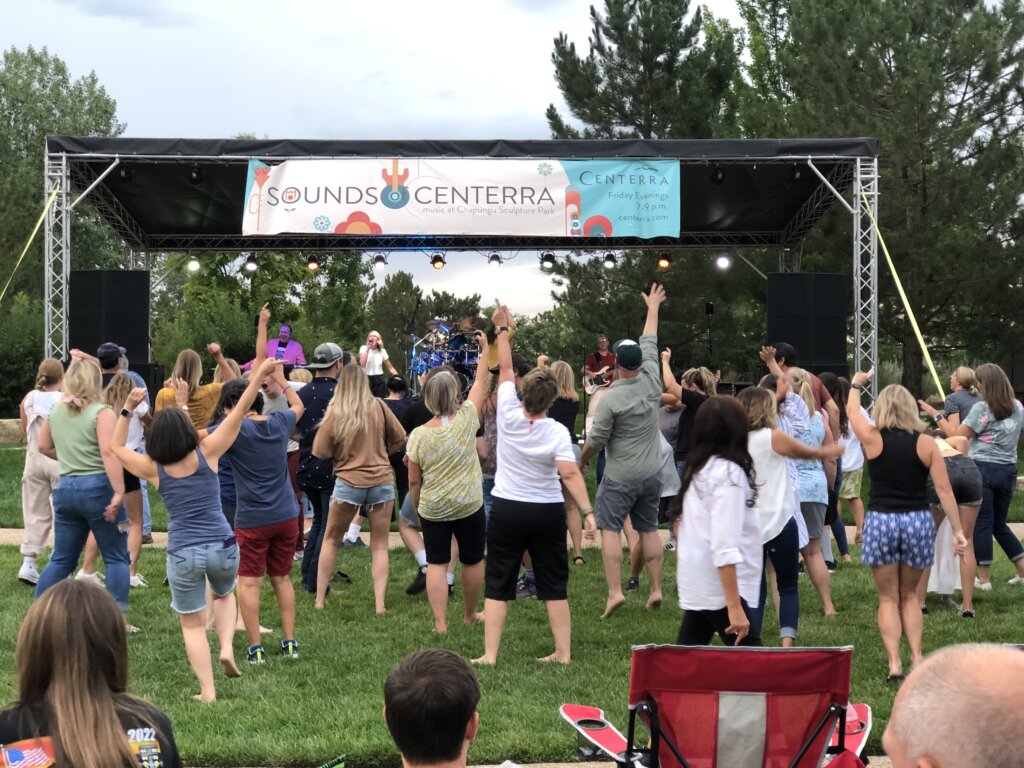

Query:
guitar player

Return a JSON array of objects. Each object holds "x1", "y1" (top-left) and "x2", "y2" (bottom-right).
[{"x1": 583, "y1": 334, "x2": 616, "y2": 486}]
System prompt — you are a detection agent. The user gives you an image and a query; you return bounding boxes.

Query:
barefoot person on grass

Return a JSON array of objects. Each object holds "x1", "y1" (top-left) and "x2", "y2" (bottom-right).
[
  {"x1": 473, "y1": 300, "x2": 592, "y2": 666},
  {"x1": 406, "y1": 332, "x2": 491, "y2": 633},
  {"x1": 112, "y1": 362, "x2": 276, "y2": 701},
  {"x1": 579, "y1": 284, "x2": 667, "y2": 619}
]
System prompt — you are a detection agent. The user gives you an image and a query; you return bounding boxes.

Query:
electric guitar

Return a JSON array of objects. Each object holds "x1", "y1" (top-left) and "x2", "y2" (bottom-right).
[{"x1": 584, "y1": 366, "x2": 613, "y2": 395}]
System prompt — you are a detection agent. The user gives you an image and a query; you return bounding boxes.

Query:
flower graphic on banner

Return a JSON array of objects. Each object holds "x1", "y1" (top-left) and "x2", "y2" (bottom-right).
[
  {"x1": 253, "y1": 165, "x2": 271, "y2": 189},
  {"x1": 334, "y1": 211, "x2": 383, "y2": 235},
  {"x1": 313, "y1": 215, "x2": 331, "y2": 232},
  {"x1": 537, "y1": 162, "x2": 553, "y2": 176}
]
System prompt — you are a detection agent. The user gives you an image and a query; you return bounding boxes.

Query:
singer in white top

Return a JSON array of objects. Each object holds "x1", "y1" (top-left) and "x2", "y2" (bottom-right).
[{"x1": 359, "y1": 331, "x2": 400, "y2": 398}]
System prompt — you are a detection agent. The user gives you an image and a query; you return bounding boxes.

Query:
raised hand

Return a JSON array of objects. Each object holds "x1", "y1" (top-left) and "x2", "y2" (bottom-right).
[
  {"x1": 125, "y1": 387, "x2": 148, "y2": 411},
  {"x1": 759, "y1": 345, "x2": 776, "y2": 364},
  {"x1": 852, "y1": 368, "x2": 874, "y2": 388},
  {"x1": 661, "y1": 348, "x2": 672, "y2": 364},
  {"x1": 207, "y1": 342, "x2": 223, "y2": 357},
  {"x1": 256, "y1": 358, "x2": 284, "y2": 380},
  {"x1": 258, "y1": 302, "x2": 271, "y2": 326},
  {"x1": 491, "y1": 298, "x2": 506, "y2": 327},
  {"x1": 643, "y1": 283, "x2": 667, "y2": 308},
  {"x1": 170, "y1": 377, "x2": 190, "y2": 407}
]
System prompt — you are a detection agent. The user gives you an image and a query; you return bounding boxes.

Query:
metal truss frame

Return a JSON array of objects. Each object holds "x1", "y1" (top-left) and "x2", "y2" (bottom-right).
[
  {"x1": 43, "y1": 151, "x2": 71, "y2": 360},
  {"x1": 852, "y1": 158, "x2": 880, "y2": 400}
]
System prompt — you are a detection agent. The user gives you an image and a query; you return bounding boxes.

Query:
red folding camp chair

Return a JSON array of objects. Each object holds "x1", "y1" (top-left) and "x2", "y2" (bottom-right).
[{"x1": 562, "y1": 644, "x2": 871, "y2": 768}]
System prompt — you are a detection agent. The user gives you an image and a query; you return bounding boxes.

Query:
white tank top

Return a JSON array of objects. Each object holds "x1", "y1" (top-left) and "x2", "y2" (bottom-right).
[
  {"x1": 23, "y1": 389, "x2": 62, "y2": 455},
  {"x1": 748, "y1": 428, "x2": 796, "y2": 544}
]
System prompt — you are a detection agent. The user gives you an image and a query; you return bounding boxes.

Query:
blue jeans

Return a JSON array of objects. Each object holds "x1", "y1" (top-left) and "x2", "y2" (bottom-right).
[
  {"x1": 482, "y1": 474, "x2": 495, "y2": 524},
  {"x1": 596, "y1": 450, "x2": 607, "y2": 487},
  {"x1": 300, "y1": 485, "x2": 331, "y2": 594},
  {"x1": 748, "y1": 517, "x2": 800, "y2": 640},
  {"x1": 973, "y1": 460, "x2": 1023, "y2": 566},
  {"x1": 36, "y1": 473, "x2": 131, "y2": 612}
]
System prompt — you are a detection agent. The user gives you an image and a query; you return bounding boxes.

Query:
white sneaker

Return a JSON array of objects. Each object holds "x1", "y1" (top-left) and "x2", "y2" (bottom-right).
[
  {"x1": 974, "y1": 577, "x2": 993, "y2": 592},
  {"x1": 1008, "y1": 576, "x2": 1024, "y2": 586},
  {"x1": 130, "y1": 573, "x2": 148, "y2": 588},
  {"x1": 18, "y1": 561, "x2": 39, "y2": 586},
  {"x1": 75, "y1": 570, "x2": 104, "y2": 585}
]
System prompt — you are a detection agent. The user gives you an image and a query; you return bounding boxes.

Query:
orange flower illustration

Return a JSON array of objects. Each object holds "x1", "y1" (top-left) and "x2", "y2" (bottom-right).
[{"x1": 334, "y1": 211, "x2": 383, "y2": 235}]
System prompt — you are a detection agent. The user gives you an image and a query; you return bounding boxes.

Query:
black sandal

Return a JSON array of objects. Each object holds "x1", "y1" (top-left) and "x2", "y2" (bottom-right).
[
  {"x1": 572, "y1": 555, "x2": 585, "y2": 566},
  {"x1": 886, "y1": 673, "x2": 905, "y2": 684}
]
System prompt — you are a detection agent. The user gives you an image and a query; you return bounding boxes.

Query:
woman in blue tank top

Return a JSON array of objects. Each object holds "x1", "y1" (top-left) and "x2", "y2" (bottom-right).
[{"x1": 112, "y1": 358, "x2": 278, "y2": 702}]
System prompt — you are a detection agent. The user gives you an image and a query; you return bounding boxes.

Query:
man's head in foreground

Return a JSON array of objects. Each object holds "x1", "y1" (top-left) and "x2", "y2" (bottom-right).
[
  {"x1": 884, "y1": 643, "x2": 1024, "y2": 768},
  {"x1": 384, "y1": 649, "x2": 480, "y2": 767}
]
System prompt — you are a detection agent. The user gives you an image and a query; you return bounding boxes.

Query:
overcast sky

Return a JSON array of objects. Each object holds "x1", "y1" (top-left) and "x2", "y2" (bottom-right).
[{"x1": 5, "y1": 0, "x2": 742, "y2": 315}]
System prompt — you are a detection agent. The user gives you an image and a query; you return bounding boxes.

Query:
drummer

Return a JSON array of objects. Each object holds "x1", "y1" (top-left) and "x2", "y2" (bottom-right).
[{"x1": 360, "y1": 331, "x2": 401, "y2": 398}]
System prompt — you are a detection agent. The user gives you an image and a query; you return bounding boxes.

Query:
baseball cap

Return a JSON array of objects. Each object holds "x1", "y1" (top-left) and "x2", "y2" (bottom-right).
[
  {"x1": 96, "y1": 342, "x2": 126, "y2": 368},
  {"x1": 613, "y1": 339, "x2": 642, "y2": 371},
  {"x1": 307, "y1": 342, "x2": 343, "y2": 369}
]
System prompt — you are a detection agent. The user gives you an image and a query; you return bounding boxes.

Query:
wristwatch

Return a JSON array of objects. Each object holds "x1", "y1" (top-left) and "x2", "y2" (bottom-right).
[
  {"x1": 851, "y1": 383, "x2": 864, "y2": 391},
  {"x1": 496, "y1": 326, "x2": 510, "y2": 334},
  {"x1": 120, "y1": 408, "x2": 132, "y2": 419},
  {"x1": 180, "y1": 404, "x2": 189, "y2": 412}
]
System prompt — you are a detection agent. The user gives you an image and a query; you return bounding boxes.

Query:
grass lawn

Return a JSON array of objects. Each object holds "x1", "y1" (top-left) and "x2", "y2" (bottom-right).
[{"x1": 0, "y1": 445, "x2": 1023, "y2": 765}]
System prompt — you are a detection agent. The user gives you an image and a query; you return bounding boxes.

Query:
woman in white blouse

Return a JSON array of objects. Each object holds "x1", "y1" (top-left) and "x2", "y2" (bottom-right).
[{"x1": 359, "y1": 331, "x2": 400, "y2": 398}]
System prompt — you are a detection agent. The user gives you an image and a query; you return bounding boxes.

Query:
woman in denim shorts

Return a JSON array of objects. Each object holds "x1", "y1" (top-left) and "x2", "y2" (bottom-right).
[
  {"x1": 113, "y1": 360, "x2": 275, "y2": 701},
  {"x1": 847, "y1": 374, "x2": 968, "y2": 682},
  {"x1": 312, "y1": 364, "x2": 407, "y2": 613}
]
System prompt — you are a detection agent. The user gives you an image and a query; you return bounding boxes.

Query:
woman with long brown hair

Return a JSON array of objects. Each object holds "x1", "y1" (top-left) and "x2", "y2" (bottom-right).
[
  {"x1": 18, "y1": 359, "x2": 63, "y2": 586},
  {"x1": 0, "y1": 579, "x2": 181, "y2": 767},
  {"x1": 313, "y1": 364, "x2": 407, "y2": 613},
  {"x1": 155, "y1": 343, "x2": 235, "y2": 429}
]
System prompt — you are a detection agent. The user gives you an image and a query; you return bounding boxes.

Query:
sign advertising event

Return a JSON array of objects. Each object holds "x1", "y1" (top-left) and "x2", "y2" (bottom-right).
[{"x1": 242, "y1": 158, "x2": 680, "y2": 238}]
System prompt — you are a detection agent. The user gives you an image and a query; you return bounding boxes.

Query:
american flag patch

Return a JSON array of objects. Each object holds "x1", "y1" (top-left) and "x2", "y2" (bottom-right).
[{"x1": 1, "y1": 738, "x2": 55, "y2": 768}]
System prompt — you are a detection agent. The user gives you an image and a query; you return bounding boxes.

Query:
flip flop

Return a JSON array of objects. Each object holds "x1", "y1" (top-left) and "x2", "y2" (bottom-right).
[
  {"x1": 886, "y1": 673, "x2": 905, "y2": 684},
  {"x1": 572, "y1": 555, "x2": 586, "y2": 566}
]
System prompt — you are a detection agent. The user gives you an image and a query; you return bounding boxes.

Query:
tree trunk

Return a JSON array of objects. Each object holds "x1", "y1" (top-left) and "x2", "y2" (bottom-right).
[{"x1": 901, "y1": 316, "x2": 924, "y2": 397}]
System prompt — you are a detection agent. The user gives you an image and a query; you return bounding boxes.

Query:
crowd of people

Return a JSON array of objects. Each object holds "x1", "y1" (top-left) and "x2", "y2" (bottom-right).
[{"x1": 9, "y1": 281, "x2": 1024, "y2": 764}]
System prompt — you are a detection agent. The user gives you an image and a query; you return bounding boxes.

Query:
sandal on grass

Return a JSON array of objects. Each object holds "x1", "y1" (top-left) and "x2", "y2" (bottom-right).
[{"x1": 572, "y1": 555, "x2": 585, "y2": 566}]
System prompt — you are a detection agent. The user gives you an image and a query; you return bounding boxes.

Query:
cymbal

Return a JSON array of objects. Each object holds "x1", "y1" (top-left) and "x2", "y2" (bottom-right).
[
  {"x1": 425, "y1": 318, "x2": 450, "y2": 332},
  {"x1": 459, "y1": 316, "x2": 488, "y2": 332}
]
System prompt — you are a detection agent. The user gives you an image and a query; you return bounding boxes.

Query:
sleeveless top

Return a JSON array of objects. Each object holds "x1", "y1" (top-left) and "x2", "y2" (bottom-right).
[
  {"x1": 47, "y1": 401, "x2": 108, "y2": 476},
  {"x1": 157, "y1": 450, "x2": 232, "y2": 553},
  {"x1": 795, "y1": 411, "x2": 828, "y2": 504},
  {"x1": 868, "y1": 429, "x2": 929, "y2": 512},
  {"x1": 23, "y1": 390, "x2": 61, "y2": 459},
  {"x1": 747, "y1": 428, "x2": 796, "y2": 544}
]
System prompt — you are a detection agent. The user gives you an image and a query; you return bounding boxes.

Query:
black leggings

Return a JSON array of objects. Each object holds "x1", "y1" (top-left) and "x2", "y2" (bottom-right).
[
  {"x1": 677, "y1": 599, "x2": 762, "y2": 647},
  {"x1": 420, "y1": 507, "x2": 486, "y2": 565}
]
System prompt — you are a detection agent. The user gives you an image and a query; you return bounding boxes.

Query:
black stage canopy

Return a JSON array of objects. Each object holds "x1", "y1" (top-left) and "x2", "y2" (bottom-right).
[{"x1": 46, "y1": 136, "x2": 879, "y2": 252}]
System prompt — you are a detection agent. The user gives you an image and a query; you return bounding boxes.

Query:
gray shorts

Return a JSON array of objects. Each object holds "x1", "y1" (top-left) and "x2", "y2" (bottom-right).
[
  {"x1": 594, "y1": 472, "x2": 662, "y2": 533},
  {"x1": 800, "y1": 502, "x2": 827, "y2": 542}
]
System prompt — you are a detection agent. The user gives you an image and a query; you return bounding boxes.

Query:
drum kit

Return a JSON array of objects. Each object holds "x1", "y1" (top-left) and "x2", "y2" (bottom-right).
[{"x1": 405, "y1": 316, "x2": 489, "y2": 393}]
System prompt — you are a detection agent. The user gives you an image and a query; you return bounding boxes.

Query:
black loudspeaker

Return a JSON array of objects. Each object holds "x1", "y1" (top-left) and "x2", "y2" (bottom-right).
[
  {"x1": 69, "y1": 270, "x2": 150, "y2": 363},
  {"x1": 767, "y1": 273, "x2": 848, "y2": 377}
]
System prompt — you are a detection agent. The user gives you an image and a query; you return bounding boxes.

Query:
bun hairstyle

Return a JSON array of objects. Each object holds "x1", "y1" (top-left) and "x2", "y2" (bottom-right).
[
  {"x1": 35, "y1": 358, "x2": 64, "y2": 389},
  {"x1": 953, "y1": 366, "x2": 980, "y2": 396}
]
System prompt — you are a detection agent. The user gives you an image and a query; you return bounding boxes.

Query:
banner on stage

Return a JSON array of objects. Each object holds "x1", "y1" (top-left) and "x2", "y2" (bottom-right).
[{"x1": 242, "y1": 158, "x2": 680, "y2": 238}]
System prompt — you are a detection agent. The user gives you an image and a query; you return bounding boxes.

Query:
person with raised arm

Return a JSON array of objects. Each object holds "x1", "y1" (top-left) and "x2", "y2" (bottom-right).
[
  {"x1": 473, "y1": 299, "x2": 592, "y2": 666},
  {"x1": 849, "y1": 369, "x2": 966, "y2": 681},
  {"x1": 112, "y1": 359, "x2": 279, "y2": 701},
  {"x1": 359, "y1": 330, "x2": 401, "y2": 398},
  {"x1": 155, "y1": 342, "x2": 237, "y2": 429},
  {"x1": 579, "y1": 284, "x2": 667, "y2": 619}
]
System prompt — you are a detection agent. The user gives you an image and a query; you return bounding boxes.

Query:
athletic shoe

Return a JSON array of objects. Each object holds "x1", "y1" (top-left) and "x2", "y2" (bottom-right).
[
  {"x1": 342, "y1": 537, "x2": 366, "y2": 549},
  {"x1": 825, "y1": 560, "x2": 838, "y2": 572},
  {"x1": 515, "y1": 576, "x2": 537, "y2": 599},
  {"x1": 1008, "y1": 576, "x2": 1024, "y2": 586},
  {"x1": 663, "y1": 539, "x2": 675, "y2": 552},
  {"x1": 975, "y1": 577, "x2": 993, "y2": 592},
  {"x1": 625, "y1": 577, "x2": 640, "y2": 592},
  {"x1": 17, "y1": 561, "x2": 39, "y2": 586},
  {"x1": 292, "y1": 551, "x2": 303, "y2": 562},
  {"x1": 130, "y1": 573, "x2": 149, "y2": 588},
  {"x1": 246, "y1": 645, "x2": 266, "y2": 665},
  {"x1": 406, "y1": 567, "x2": 427, "y2": 595},
  {"x1": 961, "y1": 609, "x2": 976, "y2": 619},
  {"x1": 448, "y1": 583, "x2": 455, "y2": 597},
  {"x1": 281, "y1": 640, "x2": 299, "y2": 659},
  {"x1": 75, "y1": 570, "x2": 104, "y2": 585},
  {"x1": 141, "y1": 534, "x2": 154, "y2": 545}
]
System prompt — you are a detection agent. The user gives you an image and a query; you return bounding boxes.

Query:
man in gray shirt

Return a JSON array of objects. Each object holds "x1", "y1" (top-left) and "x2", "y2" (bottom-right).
[{"x1": 580, "y1": 284, "x2": 666, "y2": 618}]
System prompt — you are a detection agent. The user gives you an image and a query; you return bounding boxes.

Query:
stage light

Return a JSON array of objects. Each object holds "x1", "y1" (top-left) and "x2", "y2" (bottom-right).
[
  {"x1": 119, "y1": 165, "x2": 133, "y2": 182},
  {"x1": 715, "y1": 254, "x2": 732, "y2": 270},
  {"x1": 430, "y1": 253, "x2": 446, "y2": 270},
  {"x1": 372, "y1": 253, "x2": 388, "y2": 271},
  {"x1": 789, "y1": 164, "x2": 803, "y2": 182},
  {"x1": 186, "y1": 257, "x2": 200, "y2": 272},
  {"x1": 656, "y1": 252, "x2": 672, "y2": 270},
  {"x1": 488, "y1": 252, "x2": 502, "y2": 268},
  {"x1": 603, "y1": 252, "x2": 616, "y2": 269},
  {"x1": 541, "y1": 251, "x2": 556, "y2": 268},
  {"x1": 244, "y1": 254, "x2": 258, "y2": 272},
  {"x1": 188, "y1": 164, "x2": 203, "y2": 185},
  {"x1": 710, "y1": 164, "x2": 725, "y2": 185},
  {"x1": 306, "y1": 254, "x2": 320, "y2": 271}
]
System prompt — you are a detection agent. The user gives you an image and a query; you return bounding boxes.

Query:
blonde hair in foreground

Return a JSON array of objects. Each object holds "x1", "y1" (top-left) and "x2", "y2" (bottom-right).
[
  {"x1": 324, "y1": 363, "x2": 376, "y2": 446},
  {"x1": 871, "y1": 384, "x2": 925, "y2": 432},
  {"x1": 62, "y1": 360, "x2": 103, "y2": 414},
  {"x1": 550, "y1": 360, "x2": 578, "y2": 402},
  {"x1": 17, "y1": 580, "x2": 157, "y2": 768},
  {"x1": 737, "y1": 386, "x2": 777, "y2": 430},
  {"x1": 788, "y1": 367, "x2": 816, "y2": 420}
]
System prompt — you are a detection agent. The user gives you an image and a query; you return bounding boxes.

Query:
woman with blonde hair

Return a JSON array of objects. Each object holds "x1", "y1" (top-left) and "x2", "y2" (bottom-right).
[
  {"x1": 313, "y1": 364, "x2": 407, "y2": 613},
  {"x1": 920, "y1": 362, "x2": 1024, "y2": 589},
  {"x1": 155, "y1": 342, "x2": 235, "y2": 428},
  {"x1": 35, "y1": 360, "x2": 131, "y2": 621},
  {"x1": 850, "y1": 374, "x2": 966, "y2": 681},
  {"x1": 788, "y1": 367, "x2": 837, "y2": 617},
  {"x1": 17, "y1": 359, "x2": 63, "y2": 586},
  {"x1": 360, "y1": 330, "x2": 401, "y2": 398},
  {"x1": 547, "y1": 360, "x2": 589, "y2": 564},
  {"x1": 406, "y1": 333, "x2": 491, "y2": 632},
  {"x1": 213, "y1": 357, "x2": 242, "y2": 384},
  {"x1": 0, "y1": 579, "x2": 181, "y2": 766},
  {"x1": 941, "y1": 366, "x2": 982, "y2": 429}
]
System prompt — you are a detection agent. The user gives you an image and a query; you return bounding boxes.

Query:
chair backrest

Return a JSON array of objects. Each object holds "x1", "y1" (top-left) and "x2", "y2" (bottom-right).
[{"x1": 628, "y1": 645, "x2": 853, "y2": 768}]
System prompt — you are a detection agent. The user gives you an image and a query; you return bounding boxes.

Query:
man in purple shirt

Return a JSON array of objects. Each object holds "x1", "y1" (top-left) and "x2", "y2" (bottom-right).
[{"x1": 242, "y1": 324, "x2": 305, "y2": 370}]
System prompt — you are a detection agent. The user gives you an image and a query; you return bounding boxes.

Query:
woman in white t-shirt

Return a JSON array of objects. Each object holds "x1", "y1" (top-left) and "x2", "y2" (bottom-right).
[
  {"x1": 359, "y1": 331, "x2": 400, "y2": 398},
  {"x1": 676, "y1": 396, "x2": 761, "y2": 646},
  {"x1": 472, "y1": 301, "x2": 593, "y2": 666},
  {"x1": 18, "y1": 359, "x2": 64, "y2": 586}
]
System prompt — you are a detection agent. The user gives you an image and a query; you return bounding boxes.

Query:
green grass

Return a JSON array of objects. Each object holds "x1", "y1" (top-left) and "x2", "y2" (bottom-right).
[{"x1": 0, "y1": 543, "x2": 1023, "y2": 766}]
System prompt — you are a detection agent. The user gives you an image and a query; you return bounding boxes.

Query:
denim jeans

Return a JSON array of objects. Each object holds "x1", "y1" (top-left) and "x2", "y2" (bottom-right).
[
  {"x1": 748, "y1": 517, "x2": 800, "y2": 640},
  {"x1": 973, "y1": 460, "x2": 1023, "y2": 566},
  {"x1": 140, "y1": 477, "x2": 152, "y2": 536},
  {"x1": 596, "y1": 449, "x2": 607, "y2": 487},
  {"x1": 36, "y1": 473, "x2": 130, "y2": 612},
  {"x1": 300, "y1": 485, "x2": 331, "y2": 594},
  {"x1": 482, "y1": 473, "x2": 495, "y2": 524}
]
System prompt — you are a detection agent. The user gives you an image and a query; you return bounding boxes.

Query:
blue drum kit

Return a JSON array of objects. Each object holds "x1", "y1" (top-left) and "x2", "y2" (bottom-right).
[{"x1": 406, "y1": 316, "x2": 487, "y2": 392}]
